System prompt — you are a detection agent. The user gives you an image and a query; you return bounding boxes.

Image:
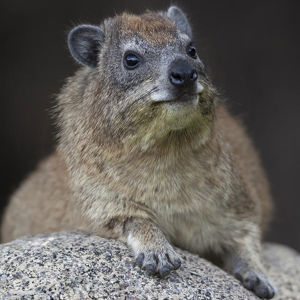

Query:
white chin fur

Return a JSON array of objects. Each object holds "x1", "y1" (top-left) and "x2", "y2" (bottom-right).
[
  {"x1": 150, "y1": 82, "x2": 204, "y2": 102},
  {"x1": 150, "y1": 90, "x2": 172, "y2": 102},
  {"x1": 196, "y1": 82, "x2": 204, "y2": 94}
]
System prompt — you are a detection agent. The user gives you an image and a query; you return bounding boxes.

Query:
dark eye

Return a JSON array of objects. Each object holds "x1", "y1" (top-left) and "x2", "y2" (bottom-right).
[
  {"x1": 187, "y1": 43, "x2": 197, "y2": 59},
  {"x1": 123, "y1": 52, "x2": 141, "y2": 69}
]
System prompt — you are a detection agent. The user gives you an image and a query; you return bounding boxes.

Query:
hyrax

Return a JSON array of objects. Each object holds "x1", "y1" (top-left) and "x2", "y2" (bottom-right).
[{"x1": 1, "y1": 6, "x2": 275, "y2": 299}]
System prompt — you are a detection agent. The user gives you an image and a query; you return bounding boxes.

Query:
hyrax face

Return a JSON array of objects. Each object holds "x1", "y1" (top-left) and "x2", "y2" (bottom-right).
[{"x1": 67, "y1": 7, "x2": 216, "y2": 150}]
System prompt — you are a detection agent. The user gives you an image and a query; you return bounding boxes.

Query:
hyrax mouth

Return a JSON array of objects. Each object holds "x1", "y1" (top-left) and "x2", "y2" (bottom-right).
[
  {"x1": 154, "y1": 95, "x2": 199, "y2": 106},
  {"x1": 151, "y1": 82, "x2": 204, "y2": 105}
]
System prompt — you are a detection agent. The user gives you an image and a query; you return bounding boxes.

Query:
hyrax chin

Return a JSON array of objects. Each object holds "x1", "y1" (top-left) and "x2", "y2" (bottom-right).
[{"x1": 1, "y1": 6, "x2": 275, "y2": 299}]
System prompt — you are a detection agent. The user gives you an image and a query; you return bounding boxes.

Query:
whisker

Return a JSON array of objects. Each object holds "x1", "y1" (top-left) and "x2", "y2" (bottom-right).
[
  {"x1": 120, "y1": 86, "x2": 159, "y2": 116},
  {"x1": 134, "y1": 86, "x2": 159, "y2": 102}
]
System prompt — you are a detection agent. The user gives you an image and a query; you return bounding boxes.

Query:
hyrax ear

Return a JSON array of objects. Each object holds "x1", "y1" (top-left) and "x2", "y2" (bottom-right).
[
  {"x1": 167, "y1": 6, "x2": 192, "y2": 39},
  {"x1": 68, "y1": 25, "x2": 105, "y2": 68}
]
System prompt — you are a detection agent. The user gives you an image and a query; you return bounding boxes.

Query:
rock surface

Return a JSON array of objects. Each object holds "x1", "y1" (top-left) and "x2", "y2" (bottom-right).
[{"x1": 0, "y1": 231, "x2": 299, "y2": 299}]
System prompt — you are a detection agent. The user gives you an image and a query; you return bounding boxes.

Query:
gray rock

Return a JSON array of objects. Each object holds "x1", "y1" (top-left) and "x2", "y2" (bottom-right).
[{"x1": 0, "y1": 231, "x2": 299, "y2": 300}]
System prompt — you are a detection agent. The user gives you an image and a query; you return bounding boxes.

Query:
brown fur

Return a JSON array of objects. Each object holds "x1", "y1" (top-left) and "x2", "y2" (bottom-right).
[
  {"x1": 120, "y1": 13, "x2": 177, "y2": 44},
  {"x1": 1, "y1": 104, "x2": 271, "y2": 244},
  {"x1": 1, "y1": 8, "x2": 275, "y2": 298}
]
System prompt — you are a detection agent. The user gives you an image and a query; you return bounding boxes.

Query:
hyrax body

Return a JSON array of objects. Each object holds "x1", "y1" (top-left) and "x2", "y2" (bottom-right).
[{"x1": 1, "y1": 6, "x2": 275, "y2": 298}]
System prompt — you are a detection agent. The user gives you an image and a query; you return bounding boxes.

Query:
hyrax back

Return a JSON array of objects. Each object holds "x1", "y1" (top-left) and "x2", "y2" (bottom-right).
[{"x1": 1, "y1": 6, "x2": 274, "y2": 298}]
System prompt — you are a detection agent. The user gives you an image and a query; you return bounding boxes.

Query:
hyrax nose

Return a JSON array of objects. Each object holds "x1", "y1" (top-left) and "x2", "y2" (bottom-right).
[{"x1": 169, "y1": 59, "x2": 198, "y2": 88}]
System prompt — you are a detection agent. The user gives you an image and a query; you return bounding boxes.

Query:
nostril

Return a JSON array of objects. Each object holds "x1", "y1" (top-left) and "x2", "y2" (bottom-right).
[
  {"x1": 172, "y1": 72, "x2": 182, "y2": 81},
  {"x1": 169, "y1": 60, "x2": 198, "y2": 87},
  {"x1": 170, "y1": 72, "x2": 184, "y2": 86},
  {"x1": 190, "y1": 70, "x2": 198, "y2": 81}
]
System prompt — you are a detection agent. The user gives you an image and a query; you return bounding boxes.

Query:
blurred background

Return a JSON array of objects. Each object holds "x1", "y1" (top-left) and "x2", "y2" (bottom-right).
[{"x1": 0, "y1": 0, "x2": 299, "y2": 250}]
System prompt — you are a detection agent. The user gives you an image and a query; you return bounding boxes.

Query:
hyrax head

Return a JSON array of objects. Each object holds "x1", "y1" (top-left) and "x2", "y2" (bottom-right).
[{"x1": 66, "y1": 6, "x2": 216, "y2": 151}]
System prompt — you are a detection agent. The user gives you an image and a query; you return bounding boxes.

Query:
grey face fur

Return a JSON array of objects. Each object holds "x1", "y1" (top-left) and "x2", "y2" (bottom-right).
[
  {"x1": 67, "y1": 6, "x2": 214, "y2": 146},
  {"x1": 68, "y1": 6, "x2": 193, "y2": 68},
  {"x1": 68, "y1": 6, "x2": 205, "y2": 103}
]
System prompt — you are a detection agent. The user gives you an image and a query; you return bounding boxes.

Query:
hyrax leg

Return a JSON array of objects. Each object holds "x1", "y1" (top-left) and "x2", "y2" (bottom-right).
[
  {"x1": 124, "y1": 218, "x2": 181, "y2": 277},
  {"x1": 223, "y1": 226, "x2": 275, "y2": 299}
]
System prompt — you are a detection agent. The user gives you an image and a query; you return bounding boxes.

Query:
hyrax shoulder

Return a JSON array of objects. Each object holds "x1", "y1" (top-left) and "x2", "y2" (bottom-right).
[{"x1": 1, "y1": 6, "x2": 274, "y2": 299}]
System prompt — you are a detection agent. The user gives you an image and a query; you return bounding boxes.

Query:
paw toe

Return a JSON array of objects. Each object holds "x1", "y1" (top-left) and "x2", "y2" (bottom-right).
[
  {"x1": 143, "y1": 263, "x2": 157, "y2": 275},
  {"x1": 158, "y1": 264, "x2": 173, "y2": 278},
  {"x1": 135, "y1": 253, "x2": 145, "y2": 267},
  {"x1": 166, "y1": 253, "x2": 181, "y2": 269},
  {"x1": 243, "y1": 272, "x2": 259, "y2": 290},
  {"x1": 237, "y1": 270, "x2": 275, "y2": 299},
  {"x1": 254, "y1": 282, "x2": 275, "y2": 299}
]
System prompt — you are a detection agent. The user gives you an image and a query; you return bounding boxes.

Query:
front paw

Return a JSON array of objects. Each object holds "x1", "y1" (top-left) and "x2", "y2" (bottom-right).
[
  {"x1": 134, "y1": 245, "x2": 181, "y2": 278},
  {"x1": 235, "y1": 269, "x2": 275, "y2": 299}
]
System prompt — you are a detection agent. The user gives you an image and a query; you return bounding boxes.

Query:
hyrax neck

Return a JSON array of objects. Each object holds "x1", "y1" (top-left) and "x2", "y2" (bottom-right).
[
  {"x1": 86, "y1": 121, "x2": 220, "y2": 198},
  {"x1": 100, "y1": 112, "x2": 216, "y2": 168}
]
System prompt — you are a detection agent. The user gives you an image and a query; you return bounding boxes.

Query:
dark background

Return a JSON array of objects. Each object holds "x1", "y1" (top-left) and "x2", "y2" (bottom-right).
[{"x1": 1, "y1": 0, "x2": 299, "y2": 250}]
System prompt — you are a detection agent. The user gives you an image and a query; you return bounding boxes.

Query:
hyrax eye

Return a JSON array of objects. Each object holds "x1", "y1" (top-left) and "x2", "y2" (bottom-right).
[
  {"x1": 123, "y1": 52, "x2": 141, "y2": 70},
  {"x1": 187, "y1": 43, "x2": 197, "y2": 59}
]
